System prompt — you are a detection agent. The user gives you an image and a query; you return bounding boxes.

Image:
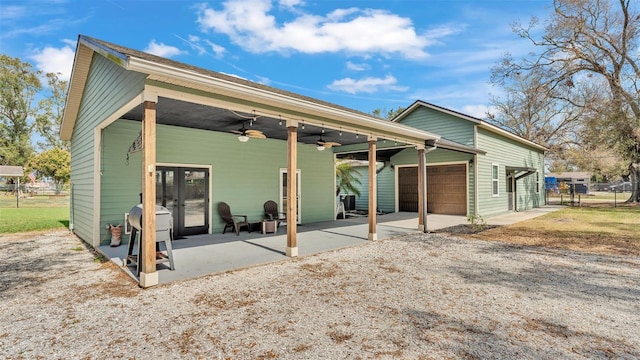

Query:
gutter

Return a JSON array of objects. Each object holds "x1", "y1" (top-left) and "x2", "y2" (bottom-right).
[{"x1": 127, "y1": 57, "x2": 441, "y2": 146}]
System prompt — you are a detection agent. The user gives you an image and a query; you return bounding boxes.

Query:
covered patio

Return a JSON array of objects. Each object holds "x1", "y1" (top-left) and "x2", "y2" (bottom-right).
[
  {"x1": 98, "y1": 212, "x2": 467, "y2": 285},
  {"x1": 61, "y1": 36, "x2": 450, "y2": 287}
]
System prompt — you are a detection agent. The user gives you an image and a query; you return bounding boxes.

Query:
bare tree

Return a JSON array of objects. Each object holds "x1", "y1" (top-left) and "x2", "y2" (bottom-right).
[
  {"x1": 493, "y1": 0, "x2": 640, "y2": 202},
  {"x1": 488, "y1": 67, "x2": 583, "y2": 164}
]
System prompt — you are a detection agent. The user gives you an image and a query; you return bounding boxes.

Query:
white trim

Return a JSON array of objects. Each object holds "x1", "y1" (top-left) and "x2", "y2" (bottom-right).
[
  {"x1": 333, "y1": 154, "x2": 338, "y2": 220},
  {"x1": 91, "y1": 94, "x2": 149, "y2": 247},
  {"x1": 143, "y1": 84, "x2": 439, "y2": 147},
  {"x1": 279, "y1": 168, "x2": 302, "y2": 225},
  {"x1": 474, "y1": 154, "x2": 479, "y2": 215},
  {"x1": 92, "y1": 128, "x2": 101, "y2": 247},
  {"x1": 492, "y1": 163, "x2": 500, "y2": 197},
  {"x1": 335, "y1": 145, "x2": 410, "y2": 156},
  {"x1": 157, "y1": 162, "x2": 214, "y2": 234}
]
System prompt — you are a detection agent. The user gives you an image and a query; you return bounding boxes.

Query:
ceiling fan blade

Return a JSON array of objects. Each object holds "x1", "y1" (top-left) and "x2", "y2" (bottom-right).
[
  {"x1": 245, "y1": 129, "x2": 264, "y2": 135},
  {"x1": 324, "y1": 141, "x2": 341, "y2": 147},
  {"x1": 248, "y1": 133, "x2": 267, "y2": 139},
  {"x1": 230, "y1": 129, "x2": 243, "y2": 135}
]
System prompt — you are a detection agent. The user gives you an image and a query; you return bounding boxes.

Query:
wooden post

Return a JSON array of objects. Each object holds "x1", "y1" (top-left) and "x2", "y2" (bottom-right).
[
  {"x1": 140, "y1": 100, "x2": 158, "y2": 287},
  {"x1": 368, "y1": 139, "x2": 377, "y2": 240},
  {"x1": 417, "y1": 147, "x2": 427, "y2": 232},
  {"x1": 286, "y1": 122, "x2": 298, "y2": 257}
]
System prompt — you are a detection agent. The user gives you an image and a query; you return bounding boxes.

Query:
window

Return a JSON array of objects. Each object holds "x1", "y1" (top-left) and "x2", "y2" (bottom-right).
[
  {"x1": 536, "y1": 172, "x2": 540, "y2": 193},
  {"x1": 492, "y1": 164, "x2": 499, "y2": 196}
]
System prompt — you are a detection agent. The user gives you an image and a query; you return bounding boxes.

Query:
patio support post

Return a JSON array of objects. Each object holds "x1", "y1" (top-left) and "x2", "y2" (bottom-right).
[
  {"x1": 140, "y1": 99, "x2": 158, "y2": 287},
  {"x1": 417, "y1": 146, "x2": 428, "y2": 233},
  {"x1": 286, "y1": 121, "x2": 298, "y2": 257},
  {"x1": 368, "y1": 138, "x2": 377, "y2": 240}
]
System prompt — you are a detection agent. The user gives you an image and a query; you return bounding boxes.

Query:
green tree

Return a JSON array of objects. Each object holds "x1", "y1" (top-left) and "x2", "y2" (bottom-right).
[
  {"x1": 493, "y1": 0, "x2": 640, "y2": 202},
  {"x1": 29, "y1": 148, "x2": 70, "y2": 193},
  {"x1": 371, "y1": 106, "x2": 405, "y2": 120},
  {"x1": 36, "y1": 72, "x2": 69, "y2": 150},
  {"x1": 336, "y1": 162, "x2": 362, "y2": 197},
  {"x1": 0, "y1": 54, "x2": 42, "y2": 165}
]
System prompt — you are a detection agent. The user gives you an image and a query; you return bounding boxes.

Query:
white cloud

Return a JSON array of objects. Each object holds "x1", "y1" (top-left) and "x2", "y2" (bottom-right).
[
  {"x1": 346, "y1": 61, "x2": 369, "y2": 71},
  {"x1": 144, "y1": 40, "x2": 186, "y2": 58},
  {"x1": 327, "y1": 75, "x2": 407, "y2": 94},
  {"x1": 196, "y1": 0, "x2": 442, "y2": 60},
  {"x1": 204, "y1": 40, "x2": 227, "y2": 58},
  {"x1": 220, "y1": 72, "x2": 248, "y2": 80},
  {"x1": 278, "y1": 0, "x2": 303, "y2": 9},
  {"x1": 255, "y1": 75, "x2": 271, "y2": 85},
  {"x1": 0, "y1": 5, "x2": 26, "y2": 20},
  {"x1": 30, "y1": 44, "x2": 75, "y2": 81}
]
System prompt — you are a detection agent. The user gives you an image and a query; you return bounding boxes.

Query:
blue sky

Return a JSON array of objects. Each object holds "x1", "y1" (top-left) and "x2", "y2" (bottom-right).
[{"x1": 1, "y1": 0, "x2": 550, "y2": 118}]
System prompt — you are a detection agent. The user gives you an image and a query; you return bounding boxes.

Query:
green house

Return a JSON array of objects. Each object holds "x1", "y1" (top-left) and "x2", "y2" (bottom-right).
[
  {"x1": 61, "y1": 36, "x2": 448, "y2": 286},
  {"x1": 337, "y1": 101, "x2": 547, "y2": 217}
]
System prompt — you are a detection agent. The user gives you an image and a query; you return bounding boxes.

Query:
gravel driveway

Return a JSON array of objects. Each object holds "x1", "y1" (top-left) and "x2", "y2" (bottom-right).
[{"x1": 1, "y1": 230, "x2": 638, "y2": 359}]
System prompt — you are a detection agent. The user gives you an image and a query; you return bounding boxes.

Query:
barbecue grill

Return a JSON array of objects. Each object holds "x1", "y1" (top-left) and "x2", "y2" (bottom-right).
[{"x1": 126, "y1": 204, "x2": 175, "y2": 274}]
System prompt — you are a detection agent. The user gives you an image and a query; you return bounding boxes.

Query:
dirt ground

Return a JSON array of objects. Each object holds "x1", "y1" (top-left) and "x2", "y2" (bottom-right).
[{"x1": 1, "y1": 229, "x2": 639, "y2": 359}]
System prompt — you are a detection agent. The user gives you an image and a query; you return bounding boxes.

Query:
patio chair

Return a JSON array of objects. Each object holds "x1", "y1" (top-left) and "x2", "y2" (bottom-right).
[
  {"x1": 217, "y1": 202, "x2": 250, "y2": 235},
  {"x1": 264, "y1": 200, "x2": 287, "y2": 227}
]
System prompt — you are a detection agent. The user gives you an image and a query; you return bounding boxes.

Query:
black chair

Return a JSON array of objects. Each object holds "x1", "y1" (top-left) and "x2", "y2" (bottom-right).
[
  {"x1": 217, "y1": 202, "x2": 250, "y2": 235},
  {"x1": 263, "y1": 200, "x2": 287, "y2": 227}
]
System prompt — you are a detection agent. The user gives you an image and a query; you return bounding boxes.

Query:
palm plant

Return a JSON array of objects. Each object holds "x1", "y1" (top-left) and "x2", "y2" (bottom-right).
[{"x1": 336, "y1": 162, "x2": 362, "y2": 197}]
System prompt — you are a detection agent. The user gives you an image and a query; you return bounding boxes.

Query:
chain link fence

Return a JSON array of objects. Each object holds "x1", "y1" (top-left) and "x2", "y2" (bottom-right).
[{"x1": 546, "y1": 181, "x2": 638, "y2": 206}]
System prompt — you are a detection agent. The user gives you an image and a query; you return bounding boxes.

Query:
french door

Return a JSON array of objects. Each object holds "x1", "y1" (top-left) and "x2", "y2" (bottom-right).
[
  {"x1": 156, "y1": 167, "x2": 209, "y2": 237},
  {"x1": 279, "y1": 169, "x2": 301, "y2": 224}
]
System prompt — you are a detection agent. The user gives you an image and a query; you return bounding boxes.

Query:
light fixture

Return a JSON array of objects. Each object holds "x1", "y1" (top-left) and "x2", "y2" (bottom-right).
[
  {"x1": 238, "y1": 134, "x2": 249, "y2": 142},
  {"x1": 278, "y1": 115, "x2": 282, "y2": 126},
  {"x1": 316, "y1": 144, "x2": 326, "y2": 151}
]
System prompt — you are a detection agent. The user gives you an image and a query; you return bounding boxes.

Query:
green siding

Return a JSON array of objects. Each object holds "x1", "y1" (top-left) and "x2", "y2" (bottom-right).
[
  {"x1": 397, "y1": 107, "x2": 475, "y2": 146},
  {"x1": 476, "y1": 127, "x2": 545, "y2": 217},
  {"x1": 352, "y1": 167, "x2": 369, "y2": 210},
  {"x1": 377, "y1": 164, "x2": 395, "y2": 213},
  {"x1": 70, "y1": 54, "x2": 146, "y2": 245},
  {"x1": 99, "y1": 120, "x2": 336, "y2": 244}
]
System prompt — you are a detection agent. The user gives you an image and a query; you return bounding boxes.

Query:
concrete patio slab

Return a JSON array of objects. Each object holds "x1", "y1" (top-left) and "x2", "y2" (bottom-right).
[
  {"x1": 485, "y1": 205, "x2": 564, "y2": 225},
  {"x1": 97, "y1": 206, "x2": 562, "y2": 285}
]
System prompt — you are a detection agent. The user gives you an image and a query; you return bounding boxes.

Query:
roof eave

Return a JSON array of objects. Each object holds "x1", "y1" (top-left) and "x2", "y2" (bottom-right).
[
  {"x1": 393, "y1": 100, "x2": 547, "y2": 152},
  {"x1": 60, "y1": 36, "x2": 132, "y2": 141},
  {"x1": 128, "y1": 57, "x2": 440, "y2": 145}
]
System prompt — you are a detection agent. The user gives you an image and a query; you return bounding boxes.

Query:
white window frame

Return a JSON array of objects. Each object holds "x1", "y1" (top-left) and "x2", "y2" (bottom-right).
[{"x1": 492, "y1": 163, "x2": 499, "y2": 197}]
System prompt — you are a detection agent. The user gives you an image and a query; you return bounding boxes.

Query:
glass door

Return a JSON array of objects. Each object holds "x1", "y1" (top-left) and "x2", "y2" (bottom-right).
[
  {"x1": 156, "y1": 167, "x2": 209, "y2": 238},
  {"x1": 280, "y1": 169, "x2": 301, "y2": 224}
]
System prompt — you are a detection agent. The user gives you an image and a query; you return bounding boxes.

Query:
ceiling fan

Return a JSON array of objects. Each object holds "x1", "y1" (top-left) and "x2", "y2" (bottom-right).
[
  {"x1": 316, "y1": 134, "x2": 341, "y2": 151},
  {"x1": 231, "y1": 121, "x2": 266, "y2": 142}
]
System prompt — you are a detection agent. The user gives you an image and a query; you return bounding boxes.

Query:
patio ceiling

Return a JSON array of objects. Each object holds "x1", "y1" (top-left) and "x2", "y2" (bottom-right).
[{"x1": 121, "y1": 97, "x2": 390, "y2": 148}]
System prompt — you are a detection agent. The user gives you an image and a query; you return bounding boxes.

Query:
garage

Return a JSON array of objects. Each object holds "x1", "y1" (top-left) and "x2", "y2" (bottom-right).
[{"x1": 398, "y1": 164, "x2": 467, "y2": 215}]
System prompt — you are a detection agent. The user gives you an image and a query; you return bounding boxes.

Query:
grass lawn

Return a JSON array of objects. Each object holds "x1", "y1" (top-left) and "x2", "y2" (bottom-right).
[
  {"x1": 463, "y1": 204, "x2": 640, "y2": 256},
  {"x1": 0, "y1": 195, "x2": 69, "y2": 233}
]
